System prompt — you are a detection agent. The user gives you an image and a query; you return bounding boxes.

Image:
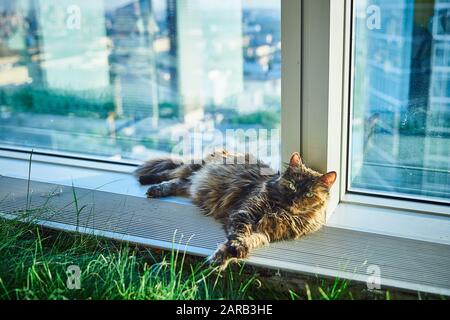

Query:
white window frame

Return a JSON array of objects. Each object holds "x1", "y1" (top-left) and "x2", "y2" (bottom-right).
[
  {"x1": 295, "y1": 0, "x2": 450, "y2": 220},
  {"x1": 0, "y1": 0, "x2": 449, "y2": 243},
  {"x1": 283, "y1": 0, "x2": 347, "y2": 220}
]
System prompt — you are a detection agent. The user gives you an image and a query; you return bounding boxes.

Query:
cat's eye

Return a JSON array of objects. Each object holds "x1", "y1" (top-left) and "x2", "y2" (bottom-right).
[
  {"x1": 305, "y1": 192, "x2": 314, "y2": 198},
  {"x1": 288, "y1": 183, "x2": 296, "y2": 191}
]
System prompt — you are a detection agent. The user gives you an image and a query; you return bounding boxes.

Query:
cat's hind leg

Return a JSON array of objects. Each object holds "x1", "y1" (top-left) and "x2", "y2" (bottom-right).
[
  {"x1": 135, "y1": 158, "x2": 184, "y2": 185},
  {"x1": 146, "y1": 179, "x2": 189, "y2": 198},
  {"x1": 139, "y1": 170, "x2": 172, "y2": 185},
  {"x1": 138, "y1": 163, "x2": 202, "y2": 186},
  {"x1": 135, "y1": 158, "x2": 181, "y2": 177}
]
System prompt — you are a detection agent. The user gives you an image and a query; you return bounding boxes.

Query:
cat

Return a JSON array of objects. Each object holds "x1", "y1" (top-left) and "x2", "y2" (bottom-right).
[{"x1": 135, "y1": 150, "x2": 336, "y2": 270}]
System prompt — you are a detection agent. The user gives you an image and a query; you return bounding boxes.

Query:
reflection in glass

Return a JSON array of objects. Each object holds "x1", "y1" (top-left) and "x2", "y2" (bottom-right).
[
  {"x1": 350, "y1": 0, "x2": 450, "y2": 202},
  {"x1": 0, "y1": 0, "x2": 281, "y2": 163}
]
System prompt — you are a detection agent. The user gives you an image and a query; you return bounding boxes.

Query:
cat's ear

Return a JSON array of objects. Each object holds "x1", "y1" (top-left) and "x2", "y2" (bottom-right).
[
  {"x1": 320, "y1": 171, "x2": 337, "y2": 188},
  {"x1": 289, "y1": 152, "x2": 303, "y2": 167}
]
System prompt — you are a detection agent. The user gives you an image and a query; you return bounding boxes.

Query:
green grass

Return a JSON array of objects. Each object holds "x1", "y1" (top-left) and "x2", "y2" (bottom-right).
[{"x1": 0, "y1": 217, "x2": 259, "y2": 300}]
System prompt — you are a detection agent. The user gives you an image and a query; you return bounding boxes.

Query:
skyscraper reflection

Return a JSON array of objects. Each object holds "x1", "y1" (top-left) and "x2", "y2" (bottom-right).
[
  {"x1": 351, "y1": 0, "x2": 450, "y2": 200},
  {"x1": 0, "y1": 0, "x2": 281, "y2": 161}
]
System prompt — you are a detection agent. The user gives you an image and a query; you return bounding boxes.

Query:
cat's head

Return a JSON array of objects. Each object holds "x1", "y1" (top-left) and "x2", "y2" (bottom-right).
[{"x1": 269, "y1": 153, "x2": 337, "y2": 211}]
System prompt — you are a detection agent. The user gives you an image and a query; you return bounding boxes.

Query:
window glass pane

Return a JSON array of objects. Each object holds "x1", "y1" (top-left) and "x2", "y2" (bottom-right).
[
  {"x1": 0, "y1": 0, "x2": 281, "y2": 167},
  {"x1": 350, "y1": 0, "x2": 450, "y2": 202}
]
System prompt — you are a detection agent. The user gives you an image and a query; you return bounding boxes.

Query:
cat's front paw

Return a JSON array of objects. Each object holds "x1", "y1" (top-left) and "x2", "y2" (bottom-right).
[
  {"x1": 207, "y1": 246, "x2": 231, "y2": 271},
  {"x1": 207, "y1": 240, "x2": 249, "y2": 271},
  {"x1": 226, "y1": 239, "x2": 249, "y2": 259}
]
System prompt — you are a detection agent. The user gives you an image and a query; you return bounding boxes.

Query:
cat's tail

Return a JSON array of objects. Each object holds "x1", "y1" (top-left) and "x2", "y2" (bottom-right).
[{"x1": 134, "y1": 158, "x2": 183, "y2": 185}]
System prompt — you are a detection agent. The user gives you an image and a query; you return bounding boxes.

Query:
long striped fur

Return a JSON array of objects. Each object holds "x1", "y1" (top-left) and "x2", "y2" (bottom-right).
[{"x1": 135, "y1": 151, "x2": 336, "y2": 270}]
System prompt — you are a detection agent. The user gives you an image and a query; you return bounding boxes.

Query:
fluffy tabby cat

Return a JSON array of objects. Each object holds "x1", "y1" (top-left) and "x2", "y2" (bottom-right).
[{"x1": 135, "y1": 151, "x2": 336, "y2": 270}]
